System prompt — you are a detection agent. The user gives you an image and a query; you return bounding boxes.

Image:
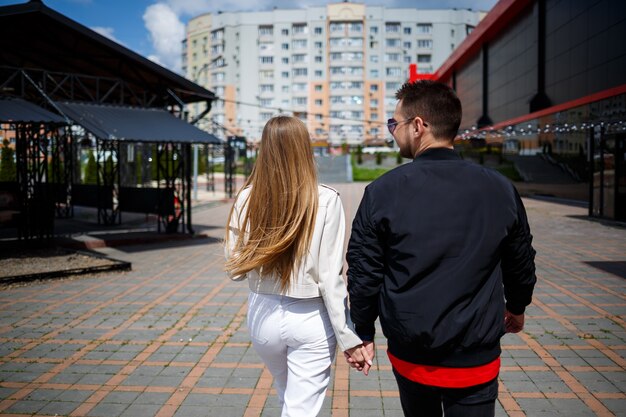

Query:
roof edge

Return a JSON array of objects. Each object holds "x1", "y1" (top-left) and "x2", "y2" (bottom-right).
[{"x1": 434, "y1": 0, "x2": 534, "y2": 82}]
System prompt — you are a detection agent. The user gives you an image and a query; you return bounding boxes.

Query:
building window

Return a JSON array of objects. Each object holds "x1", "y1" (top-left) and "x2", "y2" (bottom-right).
[
  {"x1": 352, "y1": 111, "x2": 363, "y2": 119},
  {"x1": 282, "y1": 86, "x2": 289, "y2": 93},
  {"x1": 293, "y1": 54, "x2": 307, "y2": 63},
  {"x1": 260, "y1": 70, "x2": 274, "y2": 79},
  {"x1": 315, "y1": 55, "x2": 323, "y2": 63},
  {"x1": 384, "y1": 53, "x2": 400, "y2": 62},
  {"x1": 211, "y1": 29, "x2": 224, "y2": 41},
  {"x1": 314, "y1": 41, "x2": 323, "y2": 49},
  {"x1": 282, "y1": 57, "x2": 289, "y2": 64},
  {"x1": 370, "y1": 84, "x2": 378, "y2": 92},
  {"x1": 417, "y1": 23, "x2": 432, "y2": 34},
  {"x1": 259, "y1": 99, "x2": 273, "y2": 106},
  {"x1": 281, "y1": 71, "x2": 289, "y2": 78},
  {"x1": 404, "y1": 56, "x2": 411, "y2": 63},
  {"x1": 451, "y1": 29, "x2": 455, "y2": 37},
  {"x1": 404, "y1": 27, "x2": 411, "y2": 35},
  {"x1": 315, "y1": 85, "x2": 323, "y2": 91},
  {"x1": 259, "y1": 42, "x2": 274, "y2": 52},
  {"x1": 282, "y1": 43, "x2": 289, "y2": 50},
  {"x1": 292, "y1": 39, "x2": 307, "y2": 49},
  {"x1": 259, "y1": 26, "x2": 273, "y2": 36},
  {"x1": 386, "y1": 67, "x2": 402, "y2": 77},
  {"x1": 315, "y1": 70, "x2": 323, "y2": 77},
  {"x1": 293, "y1": 83, "x2": 307, "y2": 91},
  {"x1": 281, "y1": 28, "x2": 289, "y2": 36},
  {"x1": 386, "y1": 39, "x2": 400, "y2": 48},
  {"x1": 371, "y1": 55, "x2": 378, "y2": 63},
  {"x1": 315, "y1": 99, "x2": 323, "y2": 106},
  {"x1": 330, "y1": 22, "x2": 344, "y2": 32},
  {"x1": 293, "y1": 68, "x2": 308, "y2": 76},
  {"x1": 314, "y1": 27, "x2": 323, "y2": 35},
  {"x1": 370, "y1": 98, "x2": 378, "y2": 106},
  {"x1": 350, "y1": 22, "x2": 363, "y2": 32},
  {"x1": 259, "y1": 56, "x2": 274, "y2": 64},
  {"x1": 385, "y1": 23, "x2": 400, "y2": 33},
  {"x1": 370, "y1": 26, "x2": 378, "y2": 34},
  {"x1": 417, "y1": 39, "x2": 433, "y2": 49},
  {"x1": 370, "y1": 69, "x2": 379, "y2": 78},
  {"x1": 260, "y1": 84, "x2": 274, "y2": 92},
  {"x1": 417, "y1": 54, "x2": 431, "y2": 63},
  {"x1": 293, "y1": 97, "x2": 307, "y2": 106},
  {"x1": 386, "y1": 82, "x2": 400, "y2": 91},
  {"x1": 260, "y1": 112, "x2": 273, "y2": 121},
  {"x1": 403, "y1": 41, "x2": 411, "y2": 49},
  {"x1": 293, "y1": 24, "x2": 307, "y2": 34}
]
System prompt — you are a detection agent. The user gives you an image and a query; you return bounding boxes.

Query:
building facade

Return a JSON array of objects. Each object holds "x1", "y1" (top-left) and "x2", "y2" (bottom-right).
[
  {"x1": 435, "y1": 0, "x2": 626, "y2": 220},
  {"x1": 184, "y1": 3, "x2": 483, "y2": 145}
]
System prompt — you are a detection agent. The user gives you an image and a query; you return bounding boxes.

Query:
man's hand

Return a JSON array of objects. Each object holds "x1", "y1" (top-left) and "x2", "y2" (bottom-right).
[
  {"x1": 343, "y1": 341, "x2": 375, "y2": 376},
  {"x1": 504, "y1": 309, "x2": 525, "y2": 333}
]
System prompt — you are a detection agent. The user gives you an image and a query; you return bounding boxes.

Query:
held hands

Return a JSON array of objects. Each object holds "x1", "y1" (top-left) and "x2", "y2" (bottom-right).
[
  {"x1": 343, "y1": 341, "x2": 375, "y2": 376},
  {"x1": 504, "y1": 309, "x2": 525, "y2": 333}
]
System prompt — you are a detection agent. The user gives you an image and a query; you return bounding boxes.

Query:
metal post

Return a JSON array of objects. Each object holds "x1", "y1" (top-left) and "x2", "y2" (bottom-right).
[{"x1": 193, "y1": 144, "x2": 198, "y2": 200}]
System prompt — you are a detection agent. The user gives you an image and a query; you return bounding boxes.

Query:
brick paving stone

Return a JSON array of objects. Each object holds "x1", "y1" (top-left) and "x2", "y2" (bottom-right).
[
  {"x1": 39, "y1": 400, "x2": 82, "y2": 415},
  {"x1": 87, "y1": 402, "x2": 129, "y2": 417},
  {"x1": 0, "y1": 183, "x2": 624, "y2": 417}
]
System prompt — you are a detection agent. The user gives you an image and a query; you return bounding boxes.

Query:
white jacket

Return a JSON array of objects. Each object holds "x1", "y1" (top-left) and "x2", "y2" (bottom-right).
[{"x1": 225, "y1": 184, "x2": 362, "y2": 351}]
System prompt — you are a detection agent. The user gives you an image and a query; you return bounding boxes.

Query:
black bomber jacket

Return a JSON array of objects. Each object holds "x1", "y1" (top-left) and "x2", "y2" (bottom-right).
[{"x1": 346, "y1": 147, "x2": 536, "y2": 368}]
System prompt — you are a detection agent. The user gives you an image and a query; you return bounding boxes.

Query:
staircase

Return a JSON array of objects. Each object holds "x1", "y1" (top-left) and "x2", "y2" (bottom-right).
[{"x1": 506, "y1": 155, "x2": 578, "y2": 184}]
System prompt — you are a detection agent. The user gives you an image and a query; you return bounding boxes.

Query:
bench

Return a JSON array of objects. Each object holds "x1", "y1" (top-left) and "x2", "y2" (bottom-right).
[{"x1": 0, "y1": 182, "x2": 19, "y2": 227}]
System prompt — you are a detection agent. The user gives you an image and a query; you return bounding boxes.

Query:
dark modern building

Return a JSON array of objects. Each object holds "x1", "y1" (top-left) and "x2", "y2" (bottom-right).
[{"x1": 435, "y1": 0, "x2": 626, "y2": 221}]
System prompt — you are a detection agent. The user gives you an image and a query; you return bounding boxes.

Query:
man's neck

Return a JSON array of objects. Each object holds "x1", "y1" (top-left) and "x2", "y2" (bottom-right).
[{"x1": 413, "y1": 140, "x2": 454, "y2": 158}]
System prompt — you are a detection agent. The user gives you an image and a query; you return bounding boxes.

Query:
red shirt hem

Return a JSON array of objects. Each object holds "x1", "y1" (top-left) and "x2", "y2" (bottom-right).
[{"x1": 388, "y1": 351, "x2": 500, "y2": 388}]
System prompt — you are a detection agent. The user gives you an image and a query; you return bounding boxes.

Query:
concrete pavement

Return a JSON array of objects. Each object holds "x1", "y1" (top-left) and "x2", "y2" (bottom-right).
[{"x1": 0, "y1": 182, "x2": 624, "y2": 416}]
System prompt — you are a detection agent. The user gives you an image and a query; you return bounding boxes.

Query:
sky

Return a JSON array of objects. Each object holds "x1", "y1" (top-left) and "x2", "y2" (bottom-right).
[{"x1": 1, "y1": 0, "x2": 499, "y2": 74}]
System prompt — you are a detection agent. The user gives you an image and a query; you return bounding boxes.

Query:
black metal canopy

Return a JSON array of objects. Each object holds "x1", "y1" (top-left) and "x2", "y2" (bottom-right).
[
  {"x1": 0, "y1": 0, "x2": 215, "y2": 107},
  {"x1": 0, "y1": 97, "x2": 66, "y2": 123},
  {"x1": 56, "y1": 102, "x2": 221, "y2": 143}
]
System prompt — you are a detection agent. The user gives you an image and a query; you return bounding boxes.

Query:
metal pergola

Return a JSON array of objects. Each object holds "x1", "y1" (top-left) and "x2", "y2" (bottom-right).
[{"x1": 0, "y1": 0, "x2": 220, "y2": 240}]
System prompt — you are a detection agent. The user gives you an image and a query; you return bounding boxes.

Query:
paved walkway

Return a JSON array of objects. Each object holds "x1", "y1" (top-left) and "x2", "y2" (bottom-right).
[{"x1": 0, "y1": 182, "x2": 625, "y2": 417}]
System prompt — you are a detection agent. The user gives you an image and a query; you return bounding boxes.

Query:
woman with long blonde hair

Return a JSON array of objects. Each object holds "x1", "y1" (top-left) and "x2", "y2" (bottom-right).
[{"x1": 225, "y1": 116, "x2": 370, "y2": 416}]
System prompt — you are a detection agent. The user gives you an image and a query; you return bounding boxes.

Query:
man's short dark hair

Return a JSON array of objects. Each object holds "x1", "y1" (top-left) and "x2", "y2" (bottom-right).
[{"x1": 395, "y1": 81, "x2": 462, "y2": 141}]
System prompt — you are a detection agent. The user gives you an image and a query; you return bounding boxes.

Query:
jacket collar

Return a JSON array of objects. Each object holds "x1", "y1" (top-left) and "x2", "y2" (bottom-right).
[{"x1": 413, "y1": 147, "x2": 461, "y2": 162}]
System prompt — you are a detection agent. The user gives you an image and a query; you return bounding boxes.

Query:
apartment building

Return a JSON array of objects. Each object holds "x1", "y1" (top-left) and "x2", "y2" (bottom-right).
[{"x1": 184, "y1": 3, "x2": 483, "y2": 145}]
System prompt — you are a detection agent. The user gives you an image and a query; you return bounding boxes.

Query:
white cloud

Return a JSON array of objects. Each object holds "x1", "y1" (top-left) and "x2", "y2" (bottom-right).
[
  {"x1": 91, "y1": 26, "x2": 125, "y2": 46},
  {"x1": 143, "y1": 3, "x2": 185, "y2": 73},
  {"x1": 141, "y1": 0, "x2": 498, "y2": 74}
]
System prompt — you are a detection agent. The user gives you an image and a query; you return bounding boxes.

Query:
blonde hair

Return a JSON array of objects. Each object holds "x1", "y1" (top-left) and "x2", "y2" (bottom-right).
[{"x1": 224, "y1": 116, "x2": 318, "y2": 291}]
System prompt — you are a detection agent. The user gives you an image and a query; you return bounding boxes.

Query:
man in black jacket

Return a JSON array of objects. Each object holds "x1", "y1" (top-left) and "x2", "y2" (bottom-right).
[{"x1": 346, "y1": 81, "x2": 536, "y2": 417}]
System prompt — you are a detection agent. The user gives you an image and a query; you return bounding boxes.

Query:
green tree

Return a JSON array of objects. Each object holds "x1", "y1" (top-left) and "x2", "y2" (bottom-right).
[
  {"x1": 396, "y1": 151, "x2": 403, "y2": 165},
  {"x1": 0, "y1": 139, "x2": 16, "y2": 182},
  {"x1": 356, "y1": 145, "x2": 363, "y2": 165},
  {"x1": 84, "y1": 150, "x2": 97, "y2": 184},
  {"x1": 375, "y1": 152, "x2": 383, "y2": 165},
  {"x1": 135, "y1": 151, "x2": 143, "y2": 185}
]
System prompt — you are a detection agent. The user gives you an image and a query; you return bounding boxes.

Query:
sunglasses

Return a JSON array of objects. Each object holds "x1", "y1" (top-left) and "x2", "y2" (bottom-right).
[{"x1": 387, "y1": 116, "x2": 428, "y2": 134}]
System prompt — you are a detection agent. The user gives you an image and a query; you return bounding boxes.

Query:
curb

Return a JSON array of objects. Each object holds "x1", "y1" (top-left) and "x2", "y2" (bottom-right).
[{"x1": 0, "y1": 250, "x2": 131, "y2": 286}]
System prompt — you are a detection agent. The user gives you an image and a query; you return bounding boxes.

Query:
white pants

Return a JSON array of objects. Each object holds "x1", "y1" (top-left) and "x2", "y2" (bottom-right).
[{"x1": 247, "y1": 292, "x2": 337, "y2": 417}]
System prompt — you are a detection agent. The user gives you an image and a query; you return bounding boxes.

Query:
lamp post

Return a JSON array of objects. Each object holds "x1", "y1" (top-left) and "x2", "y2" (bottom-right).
[{"x1": 190, "y1": 63, "x2": 210, "y2": 201}]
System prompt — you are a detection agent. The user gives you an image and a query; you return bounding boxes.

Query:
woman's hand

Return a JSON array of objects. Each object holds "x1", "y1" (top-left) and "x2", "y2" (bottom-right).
[{"x1": 343, "y1": 342, "x2": 374, "y2": 376}]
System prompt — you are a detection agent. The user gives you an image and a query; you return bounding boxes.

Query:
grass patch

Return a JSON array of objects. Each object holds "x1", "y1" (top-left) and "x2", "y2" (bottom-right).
[
  {"x1": 494, "y1": 164, "x2": 522, "y2": 182},
  {"x1": 352, "y1": 165, "x2": 391, "y2": 181}
]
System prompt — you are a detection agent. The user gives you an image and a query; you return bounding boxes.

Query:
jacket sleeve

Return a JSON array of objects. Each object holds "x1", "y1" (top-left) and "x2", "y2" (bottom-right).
[
  {"x1": 501, "y1": 188, "x2": 537, "y2": 314},
  {"x1": 346, "y1": 187, "x2": 384, "y2": 341},
  {"x1": 224, "y1": 198, "x2": 247, "y2": 282},
  {"x1": 317, "y1": 192, "x2": 363, "y2": 352}
]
